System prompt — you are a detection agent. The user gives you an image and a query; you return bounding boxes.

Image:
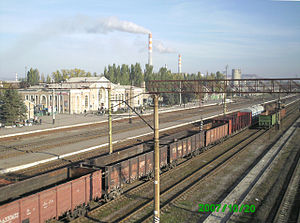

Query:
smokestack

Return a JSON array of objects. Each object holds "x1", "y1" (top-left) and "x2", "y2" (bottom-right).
[
  {"x1": 148, "y1": 33, "x2": 152, "y2": 66},
  {"x1": 178, "y1": 54, "x2": 182, "y2": 74}
]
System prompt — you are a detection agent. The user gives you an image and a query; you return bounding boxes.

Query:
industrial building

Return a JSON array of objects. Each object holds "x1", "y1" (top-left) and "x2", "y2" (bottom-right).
[{"x1": 232, "y1": 68, "x2": 241, "y2": 86}]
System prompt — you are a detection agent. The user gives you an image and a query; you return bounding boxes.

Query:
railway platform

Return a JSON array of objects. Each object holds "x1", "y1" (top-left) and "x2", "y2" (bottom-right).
[{"x1": 0, "y1": 101, "x2": 219, "y2": 138}]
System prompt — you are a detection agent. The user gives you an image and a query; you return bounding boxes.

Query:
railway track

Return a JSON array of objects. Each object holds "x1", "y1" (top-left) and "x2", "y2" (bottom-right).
[
  {"x1": 272, "y1": 150, "x2": 300, "y2": 223},
  {"x1": 118, "y1": 130, "x2": 269, "y2": 223},
  {"x1": 71, "y1": 101, "x2": 299, "y2": 223},
  {"x1": 2, "y1": 96, "x2": 298, "y2": 179},
  {"x1": 0, "y1": 100, "x2": 230, "y2": 161},
  {"x1": 201, "y1": 113, "x2": 300, "y2": 222},
  {"x1": 0, "y1": 96, "x2": 288, "y2": 160},
  {"x1": 72, "y1": 128, "x2": 266, "y2": 223},
  {"x1": 5, "y1": 123, "x2": 192, "y2": 179}
]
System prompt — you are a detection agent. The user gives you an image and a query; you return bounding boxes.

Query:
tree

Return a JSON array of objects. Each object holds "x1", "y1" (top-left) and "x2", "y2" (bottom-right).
[
  {"x1": 93, "y1": 72, "x2": 97, "y2": 77},
  {"x1": 216, "y1": 71, "x2": 225, "y2": 79},
  {"x1": 104, "y1": 67, "x2": 108, "y2": 78},
  {"x1": 129, "y1": 64, "x2": 135, "y2": 85},
  {"x1": 46, "y1": 75, "x2": 52, "y2": 84},
  {"x1": 26, "y1": 68, "x2": 40, "y2": 86},
  {"x1": 40, "y1": 73, "x2": 45, "y2": 83},
  {"x1": 52, "y1": 70, "x2": 63, "y2": 82},
  {"x1": 120, "y1": 64, "x2": 130, "y2": 85},
  {"x1": 133, "y1": 63, "x2": 144, "y2": 87},
  {"x1": 107, "y1": 65, "x2": 115, "y2": 83},
  {"x1": 144, "y1": 64, "x2": 153, "y2": 82},
  {"x1": 0, "y1": 89, "x2": 27, "y2": 125}
]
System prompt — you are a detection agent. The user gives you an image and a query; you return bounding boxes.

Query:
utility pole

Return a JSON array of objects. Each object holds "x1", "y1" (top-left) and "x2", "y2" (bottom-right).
[
  {"x1": 179, "y1": 81, "x2": 182, "y2": 106},
  {"x1": 153, "y1": 94, "x2": 160, "y2": 223},
  {"x1": 52, "y1": 89, "x2": 55, "y2": 124},
  {"x1": 108, "y1": 87, "x2": 113, "y2": 154},
  {"x1": 225, "y1": 64, "x2": 228, "y2": 79},
  {"x1": 276, "y1": 94, "x2": 281, "y2": 130},
  {"x1": 25, "y1": 66, "x2": 28, "y2": 81},
  {"x1": 129, "y1": 85, "x2": 133, "y2": 123},
  {"x1": 223, "y1": 80, "x2": 227, "y2": 115},
  {"x1": 28, "y1": 102, "x2": 31, "y2": 121}
]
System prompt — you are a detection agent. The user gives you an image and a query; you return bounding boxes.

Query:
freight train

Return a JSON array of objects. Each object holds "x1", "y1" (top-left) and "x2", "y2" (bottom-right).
[{"x1": 0, "y1": 109, "x2": 265, "y2": 223}]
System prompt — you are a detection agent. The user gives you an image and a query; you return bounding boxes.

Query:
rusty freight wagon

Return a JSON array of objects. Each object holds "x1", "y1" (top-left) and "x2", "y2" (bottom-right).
[
  {"x1": 102, "y1": 145, "x2": 169, "y2": 201},
  {"x1": 212, "y1": 112, "x2": 252, "y2": 135},
  {"x1": 205, "y1": 123, "x2": 228, "y2": 146},
  {"x1": 168, "y1": 131, "x2": 205, "y2": 167},
  {"x1": 0, "y1": 171, "x2": 102, "y2": 223}
]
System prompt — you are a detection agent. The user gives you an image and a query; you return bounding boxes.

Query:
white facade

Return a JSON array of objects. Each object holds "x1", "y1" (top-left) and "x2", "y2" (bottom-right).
[
  {"x1": 232, "y1": 69, "x2": 242, "y2": 86},
  {"x1": 19, "y1": 76, "x2": 147, "y2": 115}
]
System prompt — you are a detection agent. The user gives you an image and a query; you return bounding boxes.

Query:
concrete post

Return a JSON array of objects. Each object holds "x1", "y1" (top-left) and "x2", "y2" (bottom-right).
[
  {"x1": 153, "y1": 94, "x2": 160, "y2": 222},
  {"x1": 108, "y1": 88, "x2": 113, "y2": 154},
  {"x1": 179, "y1": 81, "x2": 182, "y2": 106},
  {"x1": 223, "y1": 81, "x2": 227, "y2": 115},
  {"x1": 129, "y1": 85, "x2": 133, "y2": 123},
  {"x1": 52, "y1": 89, "x2": 55, "y2": 124}
]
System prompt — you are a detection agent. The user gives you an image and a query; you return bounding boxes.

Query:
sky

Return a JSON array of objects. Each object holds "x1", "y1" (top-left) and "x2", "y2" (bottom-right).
[{"x1": 0, "y1": 0, "x2": 300, "y2": 80}]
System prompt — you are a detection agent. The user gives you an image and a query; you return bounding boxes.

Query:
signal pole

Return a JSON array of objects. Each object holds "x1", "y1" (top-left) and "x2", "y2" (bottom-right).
[
  {"x1": 108, "y1": 87, "x2": 113, "y2": 154},
  {"x1": 153, "y1": 94, "x2": 160, "y2": 223}
]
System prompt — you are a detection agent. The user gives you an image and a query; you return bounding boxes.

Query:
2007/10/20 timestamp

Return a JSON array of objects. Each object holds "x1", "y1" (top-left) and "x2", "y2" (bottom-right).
[{"x1": 198, "y1": 204, "x2": 256, "y2": 213}]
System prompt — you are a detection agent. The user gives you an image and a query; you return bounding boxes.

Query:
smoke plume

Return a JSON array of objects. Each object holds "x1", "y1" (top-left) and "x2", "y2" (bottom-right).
[
  {"x1": 67, "y1": 16, "x2": 151, "y2": 34},
  {"x1": 153, "y1": 40, "x2": 177, "y2": 54}
]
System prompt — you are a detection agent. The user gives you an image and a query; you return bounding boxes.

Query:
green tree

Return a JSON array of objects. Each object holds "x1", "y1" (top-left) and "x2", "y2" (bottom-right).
[
  {"x1": 26, "y1": 68, "x2": 40, "y2": 86},
  {"x1": 52, "y1": 70, "x2": 63, "y2": 82},
  {"x1": 0, "y1": 89, "x2": 27, "y2": 125},
  {"x1": 129, "y1": 64, "x2": 135, "y2": 85},
  {"x1": 120, "y1": 64, "x2": 130, "y2": 85},
  {"x1": 133, "y1": 63, "x2": 143, "y2": 87},
  {"x1": 40, "y1": 73, "x2": 45, "y2": 83},
  {"x1": 144, "y1": 64, "x2": 153, "y2": 82},
  {"x1": 216, "y1": 71, "x2": 225, "y2": 79},
  {"x1": 61, "y1": 69, "x2": 69, "y2": 81},
  {"x1": 114, "y1": 65, "x2": 121, "y2": 84},
  {"x1": 46, "y1": 75, "x2": 52, "y2": 84},
  {"x1": 104, "y1": 67, "x2": 108, "y2": 78},
  {"x1": 107, "y1": 65, "x2": 115, "y2": 83}
]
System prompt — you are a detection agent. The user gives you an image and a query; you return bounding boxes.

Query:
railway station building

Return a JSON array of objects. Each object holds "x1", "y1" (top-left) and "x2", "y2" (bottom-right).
[{"x1": 18, "y1": 76, "x2": 147, "y2": 115}]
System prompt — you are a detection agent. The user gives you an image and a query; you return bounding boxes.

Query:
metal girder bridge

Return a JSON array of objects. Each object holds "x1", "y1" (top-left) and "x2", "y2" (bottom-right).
[{"x1": 146, "y1": 78, "x2": 300, "y2": 94}]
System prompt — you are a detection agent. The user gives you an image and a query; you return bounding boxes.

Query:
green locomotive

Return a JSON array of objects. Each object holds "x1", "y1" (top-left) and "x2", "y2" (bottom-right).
[{"x1": 258, "y1": 108, "x2": 286, "y2": 129}]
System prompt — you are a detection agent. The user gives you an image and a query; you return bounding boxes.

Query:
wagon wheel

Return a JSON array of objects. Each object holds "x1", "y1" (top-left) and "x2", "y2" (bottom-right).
[
  {"x1": 78, "y1": 207, "x2": 84, "y2": 216},
  {"x1": 104, "y1": 194, "x2": 110, "y2": 202},
  {"x1": 66, "y1": 211, "x2": 74, "y2": 221},
  {"x1": 82, "y1": 208, "x2": 88, "y2": 216},
  {"x1": 174, "y1": 160, "x2": 178, "y2": 166}
]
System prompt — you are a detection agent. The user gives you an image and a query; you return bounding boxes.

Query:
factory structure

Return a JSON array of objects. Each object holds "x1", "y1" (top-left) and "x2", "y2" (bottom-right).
[
  {"x1": 178, "y1": 54, "x2": 182, "y2": 74},
  {"x1": 148, "y1": 33, "x2": 152, "y2": 66},
  {"x1": 232, "y1": 68, "x2": 242, "y2": 86}
]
